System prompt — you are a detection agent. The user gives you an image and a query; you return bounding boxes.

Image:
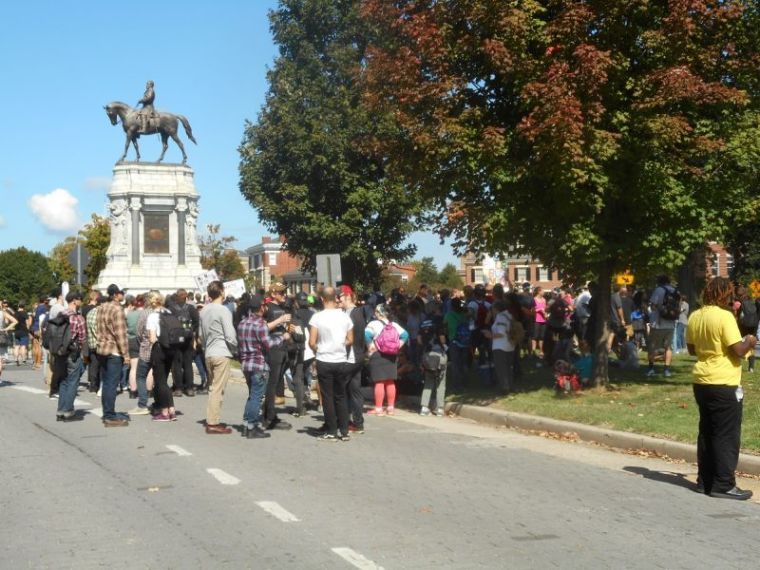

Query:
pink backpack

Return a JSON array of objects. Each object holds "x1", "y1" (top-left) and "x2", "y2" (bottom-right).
[{"x1": 374, "y1": 321, "x2": 401, "y2": 355}]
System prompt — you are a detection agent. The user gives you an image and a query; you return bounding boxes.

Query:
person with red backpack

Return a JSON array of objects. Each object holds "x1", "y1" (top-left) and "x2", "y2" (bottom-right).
[{"x1": 365, "y1": 303, "x2": 409, "y2": 416}]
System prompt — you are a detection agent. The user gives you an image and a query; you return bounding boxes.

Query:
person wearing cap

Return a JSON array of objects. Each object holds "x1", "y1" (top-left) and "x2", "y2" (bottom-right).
[
  {"x1": 55, "y1": 291, "x2": 86, "y2": 422},
  {"x1": 199, "y1": 280, "x2": 239, "y2": 434},
  {"x1": 96, "y1": 284, "x2": 130, "y2": 427},
  {"x1": 262, "y1": 282, "x2": 293, "y2": 430},
  {"x1": 237, "y1": 295, "x2": 290, "y2": 439}
]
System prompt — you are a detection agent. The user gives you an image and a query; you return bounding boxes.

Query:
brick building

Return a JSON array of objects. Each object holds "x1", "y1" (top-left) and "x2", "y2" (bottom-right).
[
  {"x1": 460, "y1": 252, "x2": 564, "y2": 290},
  {"x1": 244, "y1": 236, "x2": 317, "y2": 294}
]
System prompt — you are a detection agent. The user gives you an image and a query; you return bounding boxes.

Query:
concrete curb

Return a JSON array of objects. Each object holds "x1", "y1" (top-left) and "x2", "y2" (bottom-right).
[{"x1": 444, "y1": 402, "x2": 760, "y2": 476}]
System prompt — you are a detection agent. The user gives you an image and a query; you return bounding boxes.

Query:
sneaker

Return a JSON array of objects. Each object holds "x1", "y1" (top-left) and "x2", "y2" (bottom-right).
[
  {"x1": 317, "y1": 433, "x2": 338, "y2": 442},
  {"x1": 435, "y1": 408, "x2": 445, "y2": 416},
  {"x1": 129, "y1": 407, "x2": 150, "y2": 416},
  {"x1": 420, "y1": 407, "x2": 431, "y2": 416},
  {"x1": 386, "y1": 407, "x2": 396, "y2": 416},
  {"x1": 749, "y1": 367, "x2": 755, "y2": 373},
  {"x1": 663, "y1": 369, "x2": 672, "y2": 378},
  {"x1": 339, "y1": 435, "x2": 351, "y2": 442},
  {"x1": 103, "y1": 418, "x2": 129, "y2": 427},
  {"x1": 266, "y1": 418, "x2": 292, "y2": 431},
  {"x1": 646, "y1": 368, "x2": 656, "y2": 377},
  {"x1": 170, "y1": 413, "x2": 178, "y2": 422},
  {"x1": 246, "y1": 425, "x2": 271, "y2": 439},
  {"x1": 275, "y1": 396, "x2": 286, "y2": 405},
  {"x1": 348, "y1": 423, "x2": 364, "y2": 434},
  {"x1": 152, "y1": 413, "x2": 172, "y2": 422}
]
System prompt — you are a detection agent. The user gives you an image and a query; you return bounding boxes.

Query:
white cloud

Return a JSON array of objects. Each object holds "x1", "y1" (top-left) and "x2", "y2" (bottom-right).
[
  {"x1": 28, "y1": 188, "x2": 81, "y2": 232},
  {"x1": 84, "y1": 176, "x2": 111, "y2": 192}
]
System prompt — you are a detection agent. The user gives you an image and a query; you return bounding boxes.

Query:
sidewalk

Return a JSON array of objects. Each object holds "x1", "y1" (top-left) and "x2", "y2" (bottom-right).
[{"x1": 443, "y1": 401, "x2": 760, "y2": 476}]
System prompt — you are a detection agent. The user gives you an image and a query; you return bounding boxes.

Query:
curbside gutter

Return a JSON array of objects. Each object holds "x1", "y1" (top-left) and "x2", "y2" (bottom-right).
[{"x1": 444, "y1": 402, "x2": 760, "y2": 476}]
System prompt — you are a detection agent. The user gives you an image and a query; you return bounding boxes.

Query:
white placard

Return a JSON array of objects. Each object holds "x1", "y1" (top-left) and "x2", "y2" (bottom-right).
[
  {"x1": 223, "y1": 278, "x2": 246, "y2": 299},
  {"x1": 193, "y1": 269, "x2": 219, "y2": 295},
  {"x1": 316, "y1": 254, "x2": 342, "y2": 287}
]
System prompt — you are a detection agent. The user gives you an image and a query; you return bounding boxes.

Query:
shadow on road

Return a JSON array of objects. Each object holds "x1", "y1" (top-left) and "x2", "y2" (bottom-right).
[{"x1": 623, "y1": 466, "x2": 697, "y2": 492}]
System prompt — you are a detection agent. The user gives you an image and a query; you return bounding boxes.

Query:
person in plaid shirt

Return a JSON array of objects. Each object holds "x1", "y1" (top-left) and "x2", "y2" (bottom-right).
[
  {"x1": 96, "y1": 284, "x2": 130, "y2": 427},
  {"x1": 56, "y1": 291, "x2": 86, "y2": 422},
  {"x1": 237, "y1": 294, "x2": 289, "y2": 439}
]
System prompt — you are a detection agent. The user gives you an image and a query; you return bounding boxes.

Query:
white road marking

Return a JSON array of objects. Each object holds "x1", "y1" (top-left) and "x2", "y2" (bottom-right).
[
  {"x1": 88, "y1": 408, "x2": 103, "y2": 418},
  {"x1": 206, "y1": 468, "x2": 240, "y2": 485},
  {"x1": 255, "y1": 501, "x2": 300, "y2": 522},
  {"x1": 74, "y1": 398, "x2": 92, "y2": 407},
  {"x1": 11, "y1": 385, "x2": 47, "y2": 395},
  {"x1": 166, "y1": 444, "x2": 192, "y2": 457},
  {"x1": 331, "y1": 547, "x2": 385, "y2": 570}
]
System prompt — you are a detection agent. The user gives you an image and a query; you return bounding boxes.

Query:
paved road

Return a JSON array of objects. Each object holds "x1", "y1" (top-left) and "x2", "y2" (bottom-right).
[{"x1": 2, "y1": 363, "x2": 760, "y2": 569}]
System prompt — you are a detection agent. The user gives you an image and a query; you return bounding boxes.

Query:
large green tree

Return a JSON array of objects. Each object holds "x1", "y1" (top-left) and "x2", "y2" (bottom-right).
[
  {"x1": 364, "y1": 0, "x2": 760, "y2": 384},
  {"x1": 198, "y1": 224, "x2": 246, "y2": 280},
  {"x1": 0, "y1": 247, "x2": 56, "y2": 304},
  {"x1": 79, "y1": 214, "x2": 111, "y2": 287},
  {"x1": 48, "y1": 236, "x2": 77, "y2": 284},
  {"x1": 239, "y1": 0, "x2": 422, "y2": 288}
]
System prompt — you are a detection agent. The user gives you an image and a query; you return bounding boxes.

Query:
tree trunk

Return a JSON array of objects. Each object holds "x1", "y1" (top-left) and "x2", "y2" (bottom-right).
[{"x1": 592, "y1": 260, "x2": 614, "y2": 388}]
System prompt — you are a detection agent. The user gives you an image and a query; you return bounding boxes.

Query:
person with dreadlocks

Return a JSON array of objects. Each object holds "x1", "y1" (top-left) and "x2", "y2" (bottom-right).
[{"x1": 686, "y1": 277, "x2": 757, "y2": 500}]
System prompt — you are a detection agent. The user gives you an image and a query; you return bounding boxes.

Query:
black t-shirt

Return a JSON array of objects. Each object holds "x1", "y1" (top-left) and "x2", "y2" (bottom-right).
[
  {"x1": 15, "y1": 310, "x2": 29, "y2": 335},
  {"x1": 265, "y1": 302, "x2": 288, "y2": 336}
]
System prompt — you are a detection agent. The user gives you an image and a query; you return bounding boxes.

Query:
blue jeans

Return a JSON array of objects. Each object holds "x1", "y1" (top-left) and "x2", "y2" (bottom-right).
[
  {"x1": 243, "y1": 370, "x2": 268, "y2": 426},
  {"x1": 194, "y1": 351, "x2": 208, "y2": 386},
  {"x1": 57, "y1": 351, "x2": 83, "y2": 415},
  {"x1": 673, "y1": 322, "x2": 686, "y2": 352},
  {"x1": 99, "y1": 354, "x2": 126, "y2": 420},
  {"x1": 136, "y1": 358, "x2": 152, "y2": 409}
]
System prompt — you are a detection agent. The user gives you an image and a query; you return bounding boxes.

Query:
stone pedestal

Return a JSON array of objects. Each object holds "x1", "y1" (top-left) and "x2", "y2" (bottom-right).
[{"x1": 95, "y1": 163, "x2": 203, "y2": 295}]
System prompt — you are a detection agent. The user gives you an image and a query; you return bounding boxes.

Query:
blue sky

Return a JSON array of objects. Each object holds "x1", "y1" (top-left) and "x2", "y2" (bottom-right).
[{"x1": 0, "y1": 0, "x2": 458, "y2": 272}]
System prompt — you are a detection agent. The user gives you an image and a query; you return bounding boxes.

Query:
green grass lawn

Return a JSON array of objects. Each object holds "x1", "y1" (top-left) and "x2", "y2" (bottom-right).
[{"x1": 448, "y1": 353, "x2": 760, "y2": 454}]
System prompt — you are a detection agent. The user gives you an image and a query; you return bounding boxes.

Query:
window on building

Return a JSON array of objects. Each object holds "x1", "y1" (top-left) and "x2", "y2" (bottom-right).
[
  {"x1": 537, "y1": 266, "x2": 551, "y2": 281},
  {"x1": 252, "y1": 254, "x2": 261, "y2": 269},
  {"x1": 268, "y1": 252, "x2": 278, "y2": 267},
  {"x1": 711, "y1": 252, "x2": 720, "y2": 278},
  {"x1": 472, "y1": 268, "x2": 485, "y2": 284},
  {"x1": 515, "y1": 266, "x2": 530, "y2": 283},
  {"x1": 726, "y1": 253, "x2": 735, "y2": 277}
]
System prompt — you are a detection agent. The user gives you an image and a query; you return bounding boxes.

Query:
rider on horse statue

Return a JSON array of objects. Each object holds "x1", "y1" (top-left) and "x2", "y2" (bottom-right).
[{"x1": 136, "y1": 80, "x2": 156, "y2": 132}]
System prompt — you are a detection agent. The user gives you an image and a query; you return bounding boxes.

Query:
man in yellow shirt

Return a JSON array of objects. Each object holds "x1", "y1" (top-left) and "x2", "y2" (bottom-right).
[{"x1": 686, "y1": 277, "x2": 756, "y2": 500}]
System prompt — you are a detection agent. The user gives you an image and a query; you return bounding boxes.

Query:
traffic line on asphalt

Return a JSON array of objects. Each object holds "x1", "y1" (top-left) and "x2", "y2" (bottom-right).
[
  {"x1": 166, "y1": 444, "x2": 192, "y2": 456},
  {"x1": 88, "y1": 408, "x2": 104, "y2": 418},
  {"x1": 331, "y1": 547, "x2": 385, "y2": 570},
  {"x1": 10, "y1": 385, "x2": 47, "y2": 395},
  {"x1": 206, "y1": 468, "x2": 240, "y2": 485},
  {"x1": 255, "y1": 501, "x2": 300, "y2": 522}
]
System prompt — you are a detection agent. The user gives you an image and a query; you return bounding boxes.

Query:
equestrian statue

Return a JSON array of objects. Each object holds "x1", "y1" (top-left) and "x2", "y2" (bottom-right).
[{"x1": 104, "y1": 81, "x2": 197, "y2": 164}]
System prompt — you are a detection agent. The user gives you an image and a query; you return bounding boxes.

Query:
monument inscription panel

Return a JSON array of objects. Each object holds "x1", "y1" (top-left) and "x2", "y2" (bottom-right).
[{"x1": 144, "y1": 212, "x2": 170, "y2": 254}]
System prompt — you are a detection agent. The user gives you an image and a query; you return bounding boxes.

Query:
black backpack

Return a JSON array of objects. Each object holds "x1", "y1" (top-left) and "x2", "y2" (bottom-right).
[
  {"x1": 739, "y1": 299, "x2": 759, "y2": 330},
  {"x1": 659, "y1": 287, "x2": 681, "y2": 321},
  {"x1": 176, "y1": 303, "x2": 194, "y2": 332},
  {"x1": 43, "y1": 313, "x2": 74, "y2": 356},
  {"x1": 158, "y1": 310, "x2": 190, "y2": 349}
]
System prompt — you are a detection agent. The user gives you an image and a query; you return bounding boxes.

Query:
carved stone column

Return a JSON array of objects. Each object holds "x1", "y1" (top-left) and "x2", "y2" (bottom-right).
[
  {"x1": 130, "y1": 196, "x2": 142, "y2": 265},
  {"x1": 176, "y1": 197, "x2": 187, "y2": 266}
]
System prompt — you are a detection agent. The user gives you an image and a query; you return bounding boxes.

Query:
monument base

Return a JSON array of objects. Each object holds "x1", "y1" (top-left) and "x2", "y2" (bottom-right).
[{"x1": 95, "y1": 162, "x2": 204, "y2": 296}]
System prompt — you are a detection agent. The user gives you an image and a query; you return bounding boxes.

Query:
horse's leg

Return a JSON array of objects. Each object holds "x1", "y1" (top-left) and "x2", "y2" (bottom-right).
[
  {"x1": 120, "y1": 135, "x2": 130, "y2": 162},
  {"x1": 132, "y1": 136, "x2": 141, "y2": 162},
  {"x1": 171, "y1": 132, "x2": 188, "y2": 165},
  {"x1": 158, "y1": 133, "x2": 169, "y2": 163}
]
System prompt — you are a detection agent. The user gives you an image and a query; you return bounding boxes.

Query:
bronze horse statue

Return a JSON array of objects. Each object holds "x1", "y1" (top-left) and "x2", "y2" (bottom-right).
[{"x1": 104, "y1": 101, "x2": 197, "y2": 164}]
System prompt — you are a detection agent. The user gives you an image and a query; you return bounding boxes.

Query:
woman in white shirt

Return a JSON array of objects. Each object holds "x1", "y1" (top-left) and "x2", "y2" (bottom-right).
[
  {"x1": 145, "y1": 291, "x2": 176, "y2": 422},
  {"x1": 489, "y1": 300, "x2": 515, "y2": 393}
]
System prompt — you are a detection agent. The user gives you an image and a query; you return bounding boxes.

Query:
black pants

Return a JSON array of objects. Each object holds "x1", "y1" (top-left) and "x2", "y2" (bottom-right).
[
  {"x1": 288, "y1": 349, "x2": 306, "y2": 415},
  {"x1": 151, "y1": 344, "x2": 175, "y2": 410},
  {"x1": 264, "y1": 347, "x2": 289, "y2": 423},
  {"x1": 171, "y1": 343, "x2": 194, "y2": 392},
  {"x1": 345, "y1": 361, "x2": 364, "y2": 428},
  {"x1": 86, "y1": 348, "x2": 101, "y2": 391},
  {"x1": 316, "y1": 361, "x2": 349, "y2": 437},
  {"x1": 693, "y1": 383, "x2": 743, "y2": 494}
]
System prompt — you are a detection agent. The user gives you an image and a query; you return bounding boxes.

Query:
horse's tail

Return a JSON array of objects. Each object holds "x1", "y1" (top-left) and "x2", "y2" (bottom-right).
[{"x1": 178, "y1": 115, "x2": 197, "y2": 144}]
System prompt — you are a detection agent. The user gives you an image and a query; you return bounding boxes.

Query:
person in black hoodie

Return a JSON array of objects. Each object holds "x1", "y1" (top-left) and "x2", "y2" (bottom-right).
[
  {"x1": 263, "y1": 283, "x2": 292, "y2": 430},
  {"x1": 338, "y1": 285, "x2": 371, "y2": 433}
]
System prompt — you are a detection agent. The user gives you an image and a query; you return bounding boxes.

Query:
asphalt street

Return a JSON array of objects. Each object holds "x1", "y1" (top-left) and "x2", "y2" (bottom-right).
[{"x1": 2, "y1": 363, "x2": 760, "y2": 570}]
